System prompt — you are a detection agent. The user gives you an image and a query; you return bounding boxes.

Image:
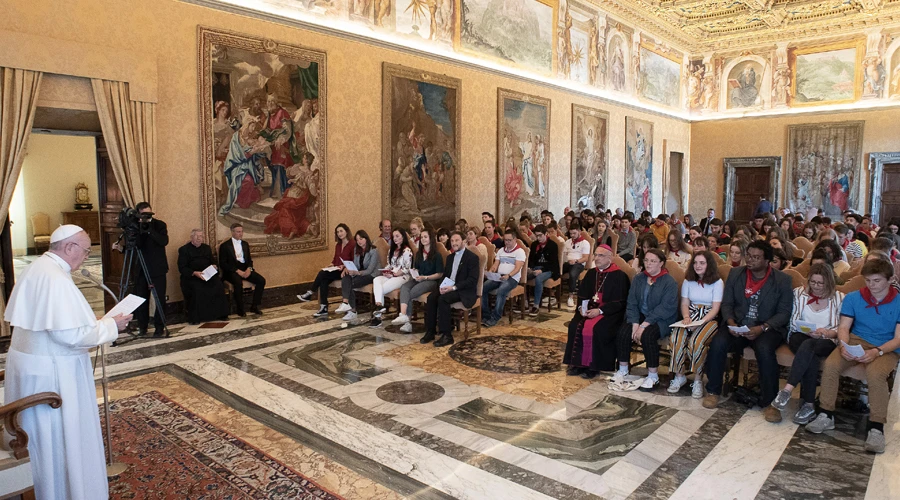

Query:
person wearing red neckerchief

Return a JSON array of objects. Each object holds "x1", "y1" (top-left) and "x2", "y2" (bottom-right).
[
  {"x1": 563, "y1": 223, "x2": 591, "y2": 309},
  {"x1": 770, "y1": 264, "x2": 845, "y2": 425},
  {"x1": 703, "y1": 240, "x2": 793, "y2": 423},
  {"x1": 807, "y1": 259, "x2": 900, "y2": 454}
]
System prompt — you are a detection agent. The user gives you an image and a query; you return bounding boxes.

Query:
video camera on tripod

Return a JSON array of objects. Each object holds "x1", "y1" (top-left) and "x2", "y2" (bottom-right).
[{"x1": 116, "y1": 206, "x2": 154, "y2": 250}]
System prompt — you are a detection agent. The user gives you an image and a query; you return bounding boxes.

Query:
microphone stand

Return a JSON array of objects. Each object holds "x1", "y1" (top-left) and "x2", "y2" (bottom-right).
[{"x1": 83, "y1": 270, "x2": 129, "y2": 477}]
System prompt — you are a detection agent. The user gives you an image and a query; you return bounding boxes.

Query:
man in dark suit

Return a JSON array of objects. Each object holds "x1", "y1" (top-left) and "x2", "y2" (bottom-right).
[
  {"x1": 115, "y1": 202, "x2": 168, "y2": 337},
  {"x1": 702, "y1": 240, "x2": 792, "y2": 423},
  {"x1": 698, "y1": 208, "x2": 716, "y2": 235},
  {"x1": 218, "y1": 222, "x2": 266, "y2": 316},
  {"x1": 421, "y1": 231, "x2": 479, "y2": 347}
]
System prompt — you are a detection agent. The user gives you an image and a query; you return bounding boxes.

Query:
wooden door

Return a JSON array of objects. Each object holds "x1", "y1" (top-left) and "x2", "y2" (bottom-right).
[
  {"x1": 879, "y1": 162, "x2": 900, "y2": 224},
  {"x1": 733, "y1": 166, "x2": 770, "y2": 223},
  {"x1": 97, "y1": 137, "x2": 125, "y2": 311}
]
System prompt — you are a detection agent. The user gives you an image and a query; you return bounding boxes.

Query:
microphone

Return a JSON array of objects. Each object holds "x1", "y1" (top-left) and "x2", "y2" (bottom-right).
[{"x1": 81, "y1": 269, "x2": 119, "y2": 303}]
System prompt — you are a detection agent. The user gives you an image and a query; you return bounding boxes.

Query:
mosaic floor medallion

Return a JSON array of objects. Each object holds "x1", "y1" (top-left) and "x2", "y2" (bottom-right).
[{"x1": 448, "y1": 335, "x2": 565, "y2": 374}]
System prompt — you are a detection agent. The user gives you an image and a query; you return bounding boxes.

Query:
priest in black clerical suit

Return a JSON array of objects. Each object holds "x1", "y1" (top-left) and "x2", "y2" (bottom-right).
[{"x1": 178, "y1": 229, "x2": 230, "y2": 324}]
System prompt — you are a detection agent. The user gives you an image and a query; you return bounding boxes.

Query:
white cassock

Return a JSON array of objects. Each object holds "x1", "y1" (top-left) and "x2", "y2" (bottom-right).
[{"x1": 4, "y1": 252, "x2": 117, "y2": 500}]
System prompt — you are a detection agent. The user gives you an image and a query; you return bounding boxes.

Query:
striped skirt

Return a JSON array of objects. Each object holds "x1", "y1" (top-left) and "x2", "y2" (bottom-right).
[{"x1": 668, "y1": 303, "x2": 719, "y2": 374}]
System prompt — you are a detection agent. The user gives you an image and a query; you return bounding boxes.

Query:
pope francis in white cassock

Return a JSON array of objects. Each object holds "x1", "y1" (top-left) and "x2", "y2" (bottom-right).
[{"x1": 4, "y1": 225, "x2": 131, "y2": 500}]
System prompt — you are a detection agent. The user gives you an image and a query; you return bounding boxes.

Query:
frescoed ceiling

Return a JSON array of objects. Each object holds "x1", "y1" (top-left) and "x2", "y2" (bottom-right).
[{"x1": 587, "y1": 0, "x2": 900, "y2": 51}]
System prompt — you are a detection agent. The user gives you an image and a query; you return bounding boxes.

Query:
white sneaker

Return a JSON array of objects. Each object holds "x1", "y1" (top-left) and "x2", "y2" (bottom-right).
[
  {"x1": 567, "y1": 296, "x2": 575, "y2": 309},
  {"x1": 335, "y1": 303, "x2": 352, "y2": 313},
  {"x1": 640, "y1": 376, "x2": 660, "y2": 390},
  {"x1": 392, "y1": 314, "x2": 410, "y2": 325},
  {"x1": 541, "y1": 297, "x2": 549, "y2": 306},
  {"x1": 399, "y1": 322, "x2": 413, "y2": 333},
  {"x1": 667, "y1": 375, "x2": 687, "y2": 394},
  {"x1": 692, "y1": 379, "x2": 704, "y2": 399},
  {"x1": 374, "y1": 307, "x2": 386, "y2": 318},
  {"x1": 342, "y1": 311, "x2": 358, "y2": 321},
  {"x1": 297, "y1": 291, "x2": 313, "y2": 302},
  {"x1": 613, "y1": 369, "x2": 629, "y2": 383}
]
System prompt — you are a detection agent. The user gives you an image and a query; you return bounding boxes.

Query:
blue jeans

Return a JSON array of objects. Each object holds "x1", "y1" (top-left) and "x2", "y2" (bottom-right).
[
  {"x1": 483, "y1": 278, "x2": 520, "y2": 323},
  {"x1": 528, "y1": 270, "x2": 554, "y2": 305},
  {"x1": 562, "y1": 262, "x2": 584, "y2": 293}
]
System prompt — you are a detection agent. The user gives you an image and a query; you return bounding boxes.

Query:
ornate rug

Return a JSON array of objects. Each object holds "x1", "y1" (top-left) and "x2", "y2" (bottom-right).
[{"x1": 106, "y1": 391, "x2": 343, "y2": 499}]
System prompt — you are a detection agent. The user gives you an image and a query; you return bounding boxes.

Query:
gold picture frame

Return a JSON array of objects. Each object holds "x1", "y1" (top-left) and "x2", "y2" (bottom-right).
[
  {"x1": 198, "y1": 27, "x2": 328, "y2": 256},
  {"x1": 381, "y1": 63, "x2": 462, "y2": 231},
  {"x1": 790, "y1": 39, "x2": 864, "y2": 107}
]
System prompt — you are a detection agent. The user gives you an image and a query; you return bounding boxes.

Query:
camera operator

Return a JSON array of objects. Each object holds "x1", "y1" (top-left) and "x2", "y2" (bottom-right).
[{"x1": 113, "y1": 202, "x2": 169, "y2": 337}]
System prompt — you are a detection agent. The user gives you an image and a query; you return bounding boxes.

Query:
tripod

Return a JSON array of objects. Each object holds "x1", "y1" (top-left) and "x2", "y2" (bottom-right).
[{"x1": 114, "y1": 239, "x2": 169, "y2": 345}]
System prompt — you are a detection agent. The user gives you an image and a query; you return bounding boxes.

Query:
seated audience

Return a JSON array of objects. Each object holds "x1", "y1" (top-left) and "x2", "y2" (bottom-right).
[
  {"x1": 299, "y1": 223, "x2": 353, "y2": 317},
  {"x1": 805, "y1": 259, "x2": 900, "y2": 454},
  {"x1": 421, "y1": 232, "x2": 480, "y2": 347},
  {"x1": 378, "y1": 219, "x2": 392, "y2": 244},
  {"x1": 219, "y1": 223, "x2": 267, "y2": 317},
  {"x1": 723, "y1": 220, "x2": 738, "y2": 240},
  {"x1": 616, "y1": 215, "x2": 637, "y2": 262},
  {"x1": 541, "y1": 211, "x2": 554, "y2": 227},
  {"x1": 691, "y1": 236, "x2": 710, "y2": 253},
  {"x1": 770, "y1": 247, "x2": 790, "y2": 270},
  {"x1": 614, "y1": 248, "x2": 679, "y2": 390},
  {"x1": 370, "y1": 228, "x2": 414, "y2": 327},
  {"x1": 666, "y1": 230, "x2": 693, "y2": 269},
  {"x1": 455, "y1": 218, "x2": 469, "y2": 234},
  {"x1": 779, "y1": 218, "x2": 796, "y2": 239},
  {"x1": 178, "y1": 229, "x2": 229, "y2": 324},
  {"x1": 834, "y1": 223, "x2": 867, "y2": 262},
  {"x1": 668, "y1": 251, "x2": 723, "y2": 397},
  {"x1": 437, "y1": 228, "x2": 451, "y2": 250},
  {"x1": 465, "y1": 226, "x2": 488, "y2": 260},
  {"x1": 595, "y1": 219, "x2": 613, "y2": 247},
  {"x1": 334, "y1": 230, "x2": 380, "y2": 321},
  {"x1": 633, "y1": 219, "x2": 649, "y2": 235},
  {"x1": 703, "y1": 241, "x2": 792, "y2": 423},
  {"x1": 482, "y1": 212, "x2": 495, "y2": 227},
  {"x1": 392, "y1": 229, "x2": 444, "y2": 332},
  {"x1": 802, "y1": 222, "x2": 817, "y2": 240},
  {"x1": 563, "y1": 223, "x2": 591, "y2": 308},
  {"x1": 483, "y1": 220, "x2": 503, "y2": 250},
  {"x1": 563, "y1": 245, "x2": 631, "y2": 379},
  {"x1": 651, "y1": 214, "x2": 670, "y2": 243},
  {"x1": 527, "y1": 225, "x2": 560, "y2": 315},
  {"x1": 482, "y1": 229, "x2": 527, "y2": 327},
  {"x1": 816, "y1": 239, "x2": 851, "y2": 274},
  {"x1": 632, "y1": 233, "x2": 660, "y2": 272},
  {"x1": 728, "y1": 238, "x2": 748, "y2": 267},
  {"x1": 409, "y1": 217, "x2": 424, "y2": 246},
  {"x1": 770, "y1": 264, "x2": 844, "y2": 424}
]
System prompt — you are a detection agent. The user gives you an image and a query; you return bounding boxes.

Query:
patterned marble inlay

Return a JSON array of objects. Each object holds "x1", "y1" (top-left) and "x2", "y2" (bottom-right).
[
  {"x1": 436, "y1": 396, "x2": 678, "y2": 474},
  {"x1": 269, "y1": 332, "x2": 391, "y2": 385},
  {"x1": 376, "y1": 380, "x2": 445, "y2": 405},
  {"x1": 448, "y1": 335, "x2": 566, "y2": 374}
]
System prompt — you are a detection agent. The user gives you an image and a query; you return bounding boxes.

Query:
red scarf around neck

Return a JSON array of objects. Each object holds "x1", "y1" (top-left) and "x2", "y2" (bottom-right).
[
  {"x1": 807, "y1": 293, "x2": 825, "y2": 305},
  {"x1": 598, "y1": 262, "x2": 620, "y2": 274},
  {"x1": 860, "y1": 286, "x2": 899, "y2": 314},
  {"x1": 572, "y1": 235, "x2": 585, "y2": 245},
  {"x1": 643, "y1": 267, "x2": 669, "y2": 285},
  {"x1": 744, "y1": 266, "x2": 772, "y2": 298}
]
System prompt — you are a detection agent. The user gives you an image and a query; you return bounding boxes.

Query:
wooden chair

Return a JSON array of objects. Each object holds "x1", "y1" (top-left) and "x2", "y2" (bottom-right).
[
  {"x1": 412, "y1": 244, "x2": 451, "y2": 317},
  {"x1": 792, "y1": 236, "x2": 814, "y2": 255},
  {"x1": 664, "y1": 259, "x2": 686, "y2": 287},
  {"x1": 0, "y1": 370, "x2": 62, "y2": 499},
  {"x1": 609, "y1": 231, "x2": 619, "y2": 255},
  {"x1": 477, "y1": 236, "x2": 495, "y2": 271},
  {"x1": 837, "y1": 274, "x2": 866, "y2": 295},
  {"x1": 711, "y1": 252, "x2": 726, "y2": 265},
  {"x1": 718, "y1": 263, "x2": 733, "y2": 282},
  {"x1": 578, "y1": 231, "x2": 596, "y2": 282},
  {"x1": 612, "y1": 255, "x2": 638, "y2": 280},
  {"x1": 792, "y1": 259, "x2": 811, "y2": 278},
  {"x1": 450, "y1": 251, "x2": 487, "y2": 340},
  {"x1": 782, "y1": 268, "x2": 806, "y2": 290},
  {"x1": 31, "y1": 212, "x2": 51, "y2": 254},
  {"x1": 528, "y1": 238, "x2": 565, "y2": 311},
  {"x1": 834, "y1": 260, "x2": 851, "y2": 277}
]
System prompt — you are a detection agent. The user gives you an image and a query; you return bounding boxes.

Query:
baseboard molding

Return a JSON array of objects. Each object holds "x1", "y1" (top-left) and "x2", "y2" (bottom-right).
[{"x1": 163, "y1": 280, "x2": 314, "y2": 325}]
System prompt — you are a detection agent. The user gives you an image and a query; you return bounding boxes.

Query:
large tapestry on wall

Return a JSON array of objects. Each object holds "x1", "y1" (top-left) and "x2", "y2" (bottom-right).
[
  {"x1": 624, "y1": 117, "x2": 652, "y2": 214},
  {"x1": 498, "y1": 88, "x2": 550, "y2": 222},
  {"x1": 571, "y1": 104, "x2": 608, "y2": 212},
  {"x1": 638, "y1": 44, "x2": 681, "y2": 108},
  {"x1": 199, "y1": 28, "x2": 327, "y2": 255},
  {"x1": 786, "y1": 121, "x2": 864, "y2": 217},
  {"x1": 382, "y1": 63, "x2": 460, "y2": 230},
  {"x1": 458, "y1": 0, "x2": 556, "y2": 74}
]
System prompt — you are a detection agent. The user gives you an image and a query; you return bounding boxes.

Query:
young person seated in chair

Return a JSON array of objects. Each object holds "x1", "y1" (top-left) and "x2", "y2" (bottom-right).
[
  {"x1": 527, "y1": 224, "x2": 560, "y2": 315},
  {"x1": 421, "y1": 231, "x2": 479, "y2": 347},
  {"x1": 481, "y1": 229, "x2": 526, "y2": 327}
]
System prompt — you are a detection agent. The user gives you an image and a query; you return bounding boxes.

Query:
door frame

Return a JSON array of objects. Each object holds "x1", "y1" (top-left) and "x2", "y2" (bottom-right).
[
  {"x1": 868, "y1": 152, "x2": 900, "y2": 224},
  {"x1": 663, "y1": 149, "x2": 686, "y2": 216},
  {"x1": 722, "y1": 156, "x2": 782, "y2": 222}
]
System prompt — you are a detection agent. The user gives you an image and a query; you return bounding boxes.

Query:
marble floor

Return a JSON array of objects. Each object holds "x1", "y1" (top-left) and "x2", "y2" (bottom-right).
[{"x1": 2, "y1": 297, "x2": 899, "y2": 499}]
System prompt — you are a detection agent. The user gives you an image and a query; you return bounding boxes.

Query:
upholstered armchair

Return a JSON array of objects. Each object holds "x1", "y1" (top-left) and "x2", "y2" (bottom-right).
[{"x1": 30, "y1": 212, "x2": 51, "y2": 255}]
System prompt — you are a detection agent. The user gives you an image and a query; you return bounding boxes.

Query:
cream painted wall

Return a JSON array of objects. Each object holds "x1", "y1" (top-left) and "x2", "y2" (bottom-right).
[
  {"x1": 12, "y1": 134, "x2": 98, "y2": 252},
  {"x1": 1, "y1": 0, "x2": 690, "y2": 302},
  {"x1": 689, "y1": 108, "x2": 900, "y2": 218}
]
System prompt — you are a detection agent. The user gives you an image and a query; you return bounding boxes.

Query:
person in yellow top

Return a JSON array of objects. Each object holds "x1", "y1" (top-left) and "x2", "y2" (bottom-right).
[{"x1": 651, "y1": 214, "x2": 670, "y2": 245}]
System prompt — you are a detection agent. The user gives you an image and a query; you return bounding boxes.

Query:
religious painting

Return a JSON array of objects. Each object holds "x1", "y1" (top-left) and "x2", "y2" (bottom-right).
[
  {"x1": 624, "y1": 116, "x2": 652, "y2": 214},
  {"x1": 557, "y1": 1, "x2": 595, "y2": 84},
  {"x1": 382, "y1": 63, "x2": 461, "y2": 231},
  {"x1": 606, "y1": 34, "x2": 628, "y2": 92},
  {"x1": 791, "y1": 41, "x2": 863, "y2": 106},
  {"x1": 638, "y1": 43, "x2": 681, "y2": 108},
  {"x1": 199, "y1": 27, "x2": 328, "y2": 256},
  {"x1": 726, "y1": 60, "x2": 764, "y2": 109},
  {"x1": 571, "y1": 104, "x2": 608, "y2": 212},
  {"x1": 497, "y1": 88, "x2": 550, "y2": 222},
  {"x1": 785, "y1": 121, "x2": 865, "y2": 217},
  {"x1": 889, "y1": 47, "x2": 900, "y2": 99},
  {"x1": 395, "y1": 0, "x2": 453, "y2": 43},
  {"x1": 457, "y1": 0, "x2": 557, "y2": 75}
]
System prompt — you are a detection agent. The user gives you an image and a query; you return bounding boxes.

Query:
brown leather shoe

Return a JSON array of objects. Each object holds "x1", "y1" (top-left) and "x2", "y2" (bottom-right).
[
  {"x1": 701, "y1": 394, "x2": 720, "y2": 409},
  {"x1": 764, "y1": 406, "x2": 783, "y2": 423}
]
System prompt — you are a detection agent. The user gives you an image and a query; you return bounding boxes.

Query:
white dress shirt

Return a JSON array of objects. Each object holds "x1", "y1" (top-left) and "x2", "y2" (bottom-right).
[{"x1": 232, "y1": 237, "x2": 245, "y2": 263}]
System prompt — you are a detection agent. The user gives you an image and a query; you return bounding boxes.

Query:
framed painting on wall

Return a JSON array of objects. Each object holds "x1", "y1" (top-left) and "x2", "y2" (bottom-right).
[
  {"x1": 497, "y1": 88, "x2": 551, "y2": 223},
  {"x1": 638, "y1": 43, "x2": 681, "y2": 108},
  {"x1": 457, "y1": 0, "x2": 557, "y2": 75},
  {"x1": 785, "y1": 121, "x2": 864, "y2": 217},
  {"x1": 571, "y1": 104, "x2": 608, "y2": 212},
  {"x1": 790, "y1": 40, "x2": 863, "y2": 106},
  {"x1": 624, "y1": 116, "x2": 653, "y2": 214},
  {"x1": 382, "y1": 63, "x2": 461, "y2": 231},
  {"x1": 199, "y1": 27, "x2": 328, "y2": 256}
]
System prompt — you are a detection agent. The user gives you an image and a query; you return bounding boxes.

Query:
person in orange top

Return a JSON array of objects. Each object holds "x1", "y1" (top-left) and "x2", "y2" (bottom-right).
[{"x1": 651, "y1": 214, "x2": 670, "y2": 244}]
